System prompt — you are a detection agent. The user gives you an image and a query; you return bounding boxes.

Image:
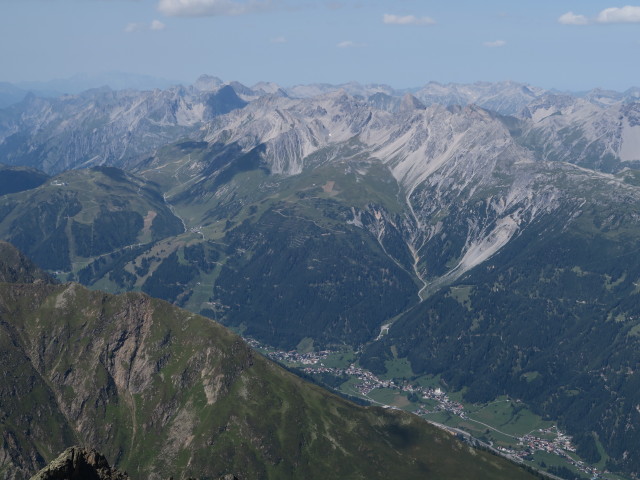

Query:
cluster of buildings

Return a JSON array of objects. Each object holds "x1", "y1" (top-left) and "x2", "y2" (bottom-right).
[
  {"x1": 412, "y1": 387, "x2": 466, "y2": 418},
  {"x1": 493, "y1": 428, "x2": 573, "y2": 460},
  {"x1": 298, "y1": 359, "x2": 466, "y2": 421},
  {"x1": 519, "y1": 427, "x2": 576, "y2": 455},
  {"x1": 495, "y1": 427, "x2": 613, "y2": 479},
  {"x1": 343, "y1": 364, "x2": 398, "y2": 394},
  {"x1": 247, "y1": 340, "x2": 332, "y2": 365},
  {"x1": 294, "y1": 363, "x2": 397, "y2": 394}
]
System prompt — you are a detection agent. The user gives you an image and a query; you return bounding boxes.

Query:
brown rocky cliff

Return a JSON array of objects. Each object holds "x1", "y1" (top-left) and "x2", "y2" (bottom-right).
[{"x1": 0, "y1": 281, "x2": 254, "y2": 479}]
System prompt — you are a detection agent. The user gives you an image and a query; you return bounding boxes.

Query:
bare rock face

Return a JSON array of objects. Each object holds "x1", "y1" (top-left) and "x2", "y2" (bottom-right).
[{"x1": 29, "y1": 447, "x2": 128, "y2": 480}]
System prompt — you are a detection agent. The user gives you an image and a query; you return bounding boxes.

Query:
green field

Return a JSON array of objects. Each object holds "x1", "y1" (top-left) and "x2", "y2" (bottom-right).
[
  {"x1": 367, "y1": 388, "x2": 414, "y2": 409},
  {"x1": 466, "y1": 397, "x2": 554, "y2": 437},
  {"x1": 379, "y1": 356, "x2": 414, "y2": 380},
  {"x1": 412, "y1": 374, "x2": 444, "y2": 389},
  {"x1": 321, "y1": 348, "x2": 357, "y2": 369}
]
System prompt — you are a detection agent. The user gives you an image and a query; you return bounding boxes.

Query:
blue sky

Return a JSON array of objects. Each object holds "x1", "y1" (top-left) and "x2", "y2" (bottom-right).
[{"x1": 1, "y1": 0, "x2": 639, "y2": 91}]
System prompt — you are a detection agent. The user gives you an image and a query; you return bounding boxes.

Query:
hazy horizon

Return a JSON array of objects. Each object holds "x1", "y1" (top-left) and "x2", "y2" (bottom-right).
[
  {"x1": 2, "y1": 1, "x2": 640, "y2": 92},
  {"x1": 2, "y1": 70, "x2": 640, "y2": 98}
]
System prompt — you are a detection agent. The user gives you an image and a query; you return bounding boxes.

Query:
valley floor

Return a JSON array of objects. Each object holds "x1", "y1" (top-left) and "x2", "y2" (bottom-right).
[{"x1": 246, "y1": 338, "x2": 631, "y2": 480}]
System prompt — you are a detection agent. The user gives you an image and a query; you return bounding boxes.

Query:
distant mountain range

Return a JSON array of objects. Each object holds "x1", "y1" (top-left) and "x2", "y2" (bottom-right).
[
  {"x1": 0, "y1": 72, "x2": 181, "y2": 107},
  {"x1": 1, "y1": 77, "x2": 639, "y2": 478},
  {"x1": 1, "y1": 76, "x2": 639, "y2": 175},
  {"x1": 2, "y1": 72, "x2": 639, "y2": 109}
]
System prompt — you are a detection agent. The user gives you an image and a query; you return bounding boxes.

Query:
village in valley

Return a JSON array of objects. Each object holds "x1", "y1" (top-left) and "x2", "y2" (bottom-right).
[{"x1": 247, "y1": 339, "x2": 623, "y2": 480}]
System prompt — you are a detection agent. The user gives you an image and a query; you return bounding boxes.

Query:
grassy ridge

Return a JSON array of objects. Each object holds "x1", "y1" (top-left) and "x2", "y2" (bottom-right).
[{"x1": 0, "y1": 167, "x2": 184, "y2": 273}]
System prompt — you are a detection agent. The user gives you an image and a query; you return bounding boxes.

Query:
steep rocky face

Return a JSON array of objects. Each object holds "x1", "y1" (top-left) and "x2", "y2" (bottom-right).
[
  {"x1": 2, "y1": 79, "x2": 639, "y2": 176},
  {"x1": 517, "y1": 94, "x2": 640, "y2": 172},
  {"x1": 201, "y1": 91, "x2": 374, "y2": 175},
  {"x1": 30, "y1": 447, "x2": 128, "y2": 480},
  {"x1": 413, "y1": 80, "x2": 546, "y2": 115},
  {"x1": 147, "y1": 94, "x2": 594, "y2": 295},
  {"x1": 0, "y1": 84, "x2": 246, "y2": 174}
]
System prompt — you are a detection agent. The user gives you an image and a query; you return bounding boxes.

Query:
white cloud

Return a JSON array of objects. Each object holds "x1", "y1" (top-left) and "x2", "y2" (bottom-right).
[
  {"x1": 124, "y1": 22, "x2": 141, "y2": 33},
  {"x1": 270, "y1": 36, "x2": 286, "y2": 43},
  {"x1": 596, "y1": 5, "x2": 640, "y2": 23},
  {"x1": 383, "y1": 13, "x2": 435, "y2": 26},
  {"x1": 337, "y1": 40, "x2": 365, "y2": 48},
  {"x1": 125, "y1": 20, "x2": 166, "y2": 33},
  {"x1": 483, "y1": 40, "x2": 506, "y2": 48},
  {"x1": 151, "y1": 19, "x2": 166, "y2": 30},
  {"x1": 558, "y1": 11, "x2": 589, "y2": 25},
  {"x1": 157, "y1": 0, "x2": 273, "y2": 17},
  {"x1": 558, "y1": 6, "x2": 640, "y2": 25}
]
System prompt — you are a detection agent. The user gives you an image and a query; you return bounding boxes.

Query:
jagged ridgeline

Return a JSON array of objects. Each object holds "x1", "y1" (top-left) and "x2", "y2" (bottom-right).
[
  {"x1": 0, "y1": 244, "x2": 540, "y2": 480},
  {"x1": 0, "y1": 83, "x2": 247, "y2": 175},
  {"x1": 29, "y1": 447, "x2": 128, "y2": 480}
]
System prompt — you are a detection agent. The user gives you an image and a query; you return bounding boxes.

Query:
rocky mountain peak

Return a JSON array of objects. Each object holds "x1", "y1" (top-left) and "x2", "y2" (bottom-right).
[
  {"x1": 29, "y1": 447, "x2": 128, "y2": 480},
  {"x1": 193, "y1": 75, "x2": 224, "y2": 92},
  {"x1": 251, "y1": 81, "x2": 282, "y2": 95},
  {"x1": 398, "y1": 93, "x2": 425, "y2": 112}
]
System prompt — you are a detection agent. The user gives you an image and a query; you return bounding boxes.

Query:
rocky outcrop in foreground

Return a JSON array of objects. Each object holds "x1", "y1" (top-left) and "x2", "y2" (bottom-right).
[
  {"x1": 29, "y1": 447, "x2": 128, "y2": 480},
  {"x1": 28, "y1": 446, "x2": 244, "y2": 480}
]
